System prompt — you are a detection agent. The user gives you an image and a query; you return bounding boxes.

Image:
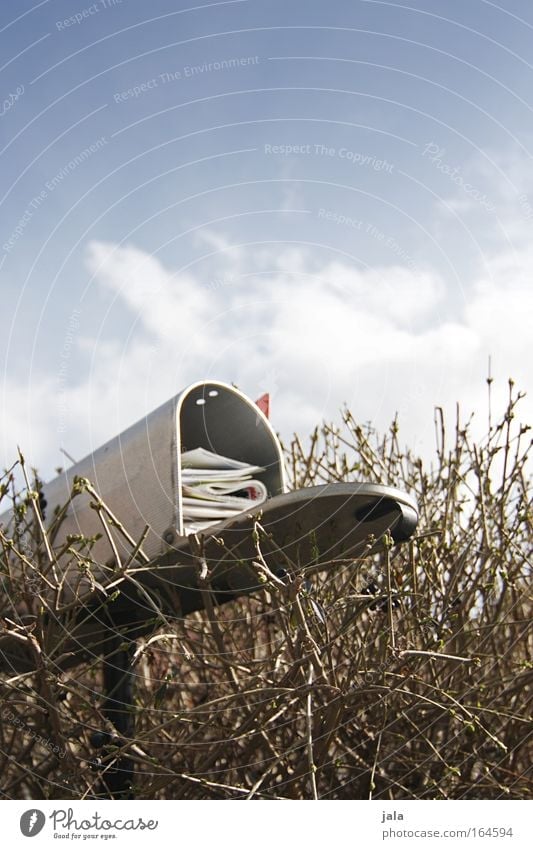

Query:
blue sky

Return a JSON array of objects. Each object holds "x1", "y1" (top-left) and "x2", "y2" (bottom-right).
[{"x1": 1, "y1": 0, "x2": 532, "y2": 477}]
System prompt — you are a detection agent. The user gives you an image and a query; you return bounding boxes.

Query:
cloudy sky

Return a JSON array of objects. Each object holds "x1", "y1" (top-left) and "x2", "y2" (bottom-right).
[{"x1": 1, "y1": 0, "x2": 532, "y2": 478}]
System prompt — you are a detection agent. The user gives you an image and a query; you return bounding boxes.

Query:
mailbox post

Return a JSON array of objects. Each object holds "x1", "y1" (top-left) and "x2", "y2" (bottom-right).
[{"x1": 0, "y1": 381, "x2": 419, "y2": 799}]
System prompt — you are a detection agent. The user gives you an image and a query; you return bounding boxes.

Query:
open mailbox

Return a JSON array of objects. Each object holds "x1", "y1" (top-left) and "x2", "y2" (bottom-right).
[
  {"x1": 40, "y1": 380, "x2": 286, "y2": 567},
  {"x1": 1, "y1": 380, "x2": 419, "y2": 671}
]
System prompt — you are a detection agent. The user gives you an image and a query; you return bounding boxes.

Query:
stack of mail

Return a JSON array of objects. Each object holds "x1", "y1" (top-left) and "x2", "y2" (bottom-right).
[{"x1": 181, "y1": 447, "x2": 268, "y2": 534}]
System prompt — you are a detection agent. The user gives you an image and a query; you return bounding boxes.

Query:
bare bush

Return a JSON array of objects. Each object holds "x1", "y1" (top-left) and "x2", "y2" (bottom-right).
[{"x1": 1, "y1": 381, "x2": 531, "y2": 799}]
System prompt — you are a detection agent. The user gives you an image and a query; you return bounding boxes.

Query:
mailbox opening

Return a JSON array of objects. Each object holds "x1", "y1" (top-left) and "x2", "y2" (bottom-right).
[{"x1": 176, "y1": 382, "x2": 286, "y2": 536}]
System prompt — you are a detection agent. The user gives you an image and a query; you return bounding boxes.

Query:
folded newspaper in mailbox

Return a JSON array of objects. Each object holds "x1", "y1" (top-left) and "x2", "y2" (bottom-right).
[{"x1": 181, "y1": 447, "x2": 268, "y2": 533}]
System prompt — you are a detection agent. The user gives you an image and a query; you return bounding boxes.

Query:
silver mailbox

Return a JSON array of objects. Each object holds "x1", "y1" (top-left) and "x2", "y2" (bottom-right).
[
  {"x1": 41, "y1": 380, "x2": 286, "y2": 567},
  {"x1": 0, "y1": 380, "x2": 419, "y2": 673}
]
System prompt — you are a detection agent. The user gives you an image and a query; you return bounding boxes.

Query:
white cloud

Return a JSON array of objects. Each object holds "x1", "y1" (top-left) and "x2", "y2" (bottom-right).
[
  {"x1": 1, "y1": 234, "x2": 531, "y2": 480},
  {"x1": 0, "y1": 375, "x2": 58, "y2": 476}
]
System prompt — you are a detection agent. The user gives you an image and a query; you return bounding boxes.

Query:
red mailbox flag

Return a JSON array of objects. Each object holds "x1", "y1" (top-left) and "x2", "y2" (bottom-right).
[{"x1": 255, "y1": 393, "x2": 270, "y2": 419}]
